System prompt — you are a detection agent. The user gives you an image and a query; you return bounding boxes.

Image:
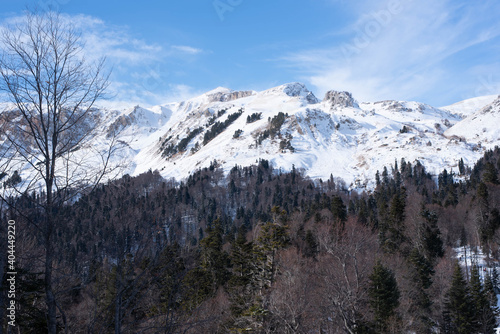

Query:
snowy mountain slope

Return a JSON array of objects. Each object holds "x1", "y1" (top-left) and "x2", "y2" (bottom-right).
[
  {"x1": 112, "y1": 82, "x2": 499, "y2": 189},
  {"x1": 441, "y1": 95, "x2": 498, "y2": 118},
  {"x1": 445, "y1": 96, "x2": 500, "y2": 144},
  {"x1": 2, "y1": 82, "x2": 499, "y2": 190}
]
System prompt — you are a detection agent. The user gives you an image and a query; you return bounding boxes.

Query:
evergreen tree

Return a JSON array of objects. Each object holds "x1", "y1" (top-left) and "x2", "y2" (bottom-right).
[
  {"x1": 442, "y1": 261, "x2": 474, "y2": 334},
  {"x1": 483, "y1": 162, "x2": 499, "y2": 184},
  {"x1": 368, "y1": 261, "x2": 400, "y2": 332},
  {"x1": 458, "y1": 158, "x2": 465, "y2": 175},
  {"x1": 228, "y1": 227, "x2": 254, "y2": 317},
  {"x1": 253, "y1": 217, "x2": 289, "y2": 290},
  {"x1": 200, "y1": 220, "x2": 230, "y2": 293},
  {"x1": 331, "y1": 195, "x2": 347, "y2": 223},
  {"x1": 383, "y1": 188, "x2": 406, "y2": 252},
  {"x1": 477, "y1": 182, "x2": 489, "y2": 206},
  {"x1": 484, "y1": 272, "x2": 499, "y2": 314},
  {"x1": 407, "y1": 248, "x2": 434, "y2": 333},
  {"x1": 470, "y1": 265, "x2": 497, "y2": 334},
  {"x1": 420, "y1": 207, "x2": 444, "y2": 262}
]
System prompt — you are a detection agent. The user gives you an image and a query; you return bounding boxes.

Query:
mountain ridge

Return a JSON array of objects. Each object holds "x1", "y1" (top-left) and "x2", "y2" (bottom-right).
[{"x1": 2, "y1": 82, "x2": 499, "y2": 190}]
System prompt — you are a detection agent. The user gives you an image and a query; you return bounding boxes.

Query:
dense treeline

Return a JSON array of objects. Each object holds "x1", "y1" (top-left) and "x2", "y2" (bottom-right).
[{"x1": 2, "y1": 147, "x2": 500, "y2": 333}]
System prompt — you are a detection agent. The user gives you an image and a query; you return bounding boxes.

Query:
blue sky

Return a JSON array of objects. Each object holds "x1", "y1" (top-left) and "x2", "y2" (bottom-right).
[{"x1": 2, "y1": 0, "x2": 500, "y2": 108}]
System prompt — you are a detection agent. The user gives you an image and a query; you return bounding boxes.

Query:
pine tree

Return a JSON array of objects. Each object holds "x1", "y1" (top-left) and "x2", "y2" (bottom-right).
[
  {"x1": 331, "y1": 195, "x2": 347, "y2": 223},
  {"x1": 406, "y1": 248, "x2": 434, "y2": 333},
  {"x1": 200, "y1": 220, "x2": 230, "y2": 293},
  {"x1": 484, "y1": 272, "x2": 499, "y2": 314},
  {"x1": 368, "y1": 261, "x2": 400, "y2": 332},
  {"x1": 483, "y1": 162, "x2": 499, "y2": 184},
  {"x1": 458, "y1": 158, "x2": 465, "y2": 175},
  {"x1": 442, "y1": 261, "x2": 474, "y2": 334},
  {"x1": 383, "y1": 188, "x2": 406, "y2": 252},
  {"x1": 470, "y1": 265, "x2": 497, "y2": 334},
  {"x1": 228, "y1": 227, "x2": 254, "y2": 317},
  {"x1": 253, "y1": 218, "x2": 289, "y2": 290},
  {"x1": 420, "y1": 206, "x2": 444, "y2": 262}
]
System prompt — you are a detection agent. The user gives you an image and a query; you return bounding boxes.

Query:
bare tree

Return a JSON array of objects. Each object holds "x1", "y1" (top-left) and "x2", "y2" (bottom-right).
[
  {"x1": 0, "y1": 10, "x2": 119, "y2": 333},
  {"x1": 317, "y1": 218, "x2": 378, "y2": 334}
]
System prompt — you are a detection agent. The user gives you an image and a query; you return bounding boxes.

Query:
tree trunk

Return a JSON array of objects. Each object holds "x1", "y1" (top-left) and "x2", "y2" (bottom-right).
[
  {"x1": 45, "y1": 215, "x2": 57, "y2": 334},
  {"x1": 45, "y1": 177, "x2": 57, "y2": 334},
  {"x1": 115, "y1": 265, "x2": 122, "y2": 334},
  {"x1": 0, "y1": 219, "x2": 4, "y2": 334}
]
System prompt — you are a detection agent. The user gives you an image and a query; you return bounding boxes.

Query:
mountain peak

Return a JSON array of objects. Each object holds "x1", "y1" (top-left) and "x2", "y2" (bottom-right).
[
  {"x1": 205, "y1": 86, "x2": 234, "y2": 95},
  {"x1": 263, "y1": 82, "x2": 319, "y2": 104}
]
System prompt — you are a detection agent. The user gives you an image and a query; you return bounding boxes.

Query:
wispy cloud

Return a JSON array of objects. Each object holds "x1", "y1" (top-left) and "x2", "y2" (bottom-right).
[
  {"x1": 0, "y1": 12, "x2": 204, "y2": 107},
  {"x1": 283, "y1": 0, "x2": 500, "y2": 104},
  {"x1": 171, "y1": 45, "x2": 203, "y2": 55}
]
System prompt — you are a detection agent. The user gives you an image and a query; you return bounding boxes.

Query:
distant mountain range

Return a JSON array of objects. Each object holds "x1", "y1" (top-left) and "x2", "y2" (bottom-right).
[{"x1": 4, "y1": 82, "x2": 500, "y2": 190}]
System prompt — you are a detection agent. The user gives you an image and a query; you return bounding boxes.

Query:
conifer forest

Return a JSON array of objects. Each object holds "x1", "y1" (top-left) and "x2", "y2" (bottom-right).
[{"x1": 2, "y1": 147, "x2": 500, "y2": 333}]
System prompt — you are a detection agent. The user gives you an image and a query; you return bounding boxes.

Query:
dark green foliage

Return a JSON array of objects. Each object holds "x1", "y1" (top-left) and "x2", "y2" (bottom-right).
[
  {"x1": 442, "y1": 261, "x2": 475, "y2": 334},
  {"x1": 477, "y1": 182, "x2": 489, "y2": 207},
  {"x1": 484, "y1": 272, "x2": 499, "y2": 314},
  {"x1": 161, "y1": 127, "x2": 203, "y2": 157},
  {"x1": 200, "y1": 221, "x2": 230, "y2": 292},
  {"x1": 469, "y1": 265, "x2": 497, "y2": 334},
  {"x1": 178, "y1": 127, "x2": 203, "y2": 152},
  {"x1": 151, "y1": 243, "x2": 185, "y2": 315},
  {"x1": 269, "y1": 112, "x2": 286, "y2": 138},
  {"x1": 206, "y1": 108, "x2": 227, "y2": 126},
  {"x1": 227, "y1": 228, "x2": 254, "y2": 317},
  {"x1": 380, "y1": 188, "x2": 406, "y2": 253},
  {"x1": 420, "y1": 207, "x2": 444, "y2": 261},
  {"x1": 203, "y1": 110, "x2": 243, "y2": 144},
  {"x1": 8, "y1": 268, "x2": 47, "y2": 332},
  {"x1": 368, "y1": 261, "x2": 400, "y2": 331},
  {"x1": 408, "y1": 248, "x2": 433, "y2": 290},
  {"x1": 255, "y1": 112, "x2": 288, "y2": 146},
  {"x1": 181, "y1": 267, "x2": 213, "y2": 312},
  {"x1": 246, "y1": 112, "x2": 262, "y2": 123},
  {"x1": 181, "y1": 222, "x2": 230, "y2": 311},
  {"x1": 458, "y1": 158, "x2": 465, "y2": 175},
  {"x1": 438, "y1": 169, "x2": 454, "y2": 189},
  {"x1": 406, "y1": 248, "x2": 434, "y2": 333},
  {"x1": 331, "y1": 195, "x2": 347, "y2": 223},
  {"x1": 233, "y1": 129, "x2": 243, "y2": 138},
  {"x1": 483, "y1": 162, "x2": 499, "y2": 184}
]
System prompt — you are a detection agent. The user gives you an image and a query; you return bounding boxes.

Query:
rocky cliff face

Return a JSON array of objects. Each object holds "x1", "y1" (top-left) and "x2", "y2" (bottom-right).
[
  {"x1": 207, "y1": 90, "x2": 255, "y2": 103},
  {"x1": 323, "y1": 90, "x2": 359, "y2": 108}
]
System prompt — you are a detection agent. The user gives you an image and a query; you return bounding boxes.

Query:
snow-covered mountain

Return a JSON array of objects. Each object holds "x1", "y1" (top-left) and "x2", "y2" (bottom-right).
[{"x1": 3, "y1": 82, "x2": 500, "y2": 190}]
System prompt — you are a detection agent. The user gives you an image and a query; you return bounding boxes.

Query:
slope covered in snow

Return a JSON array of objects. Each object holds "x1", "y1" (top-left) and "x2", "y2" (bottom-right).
[
  {"x1": 445, "y1": 96, "x2": 500, "y2": 145},
  {"x1": 2, "y1": 82, "x2": 500, "y2": 190},
  {"x1": 441, "y1": 95, "x2": 498, "y2": 118}
]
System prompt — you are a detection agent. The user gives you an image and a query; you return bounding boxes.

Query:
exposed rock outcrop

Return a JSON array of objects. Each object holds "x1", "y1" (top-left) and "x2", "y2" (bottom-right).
[{"x1": 323, "y1": 90, "x2": 359, "y2": 108}]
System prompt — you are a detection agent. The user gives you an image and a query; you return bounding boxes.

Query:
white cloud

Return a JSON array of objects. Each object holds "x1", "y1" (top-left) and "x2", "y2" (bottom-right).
[
  {"x1": 283, "y1": 0, "x2": 500, "y2": 104},
  {"x1": 171, "y1": 45, "x2": 203, "y2": 55},
  {"x1": 0, "y1": 12, "x2": 204, "y2": 108},
  {"x1": 100, "y1": 82, "x2": 201, "y2": 109}
]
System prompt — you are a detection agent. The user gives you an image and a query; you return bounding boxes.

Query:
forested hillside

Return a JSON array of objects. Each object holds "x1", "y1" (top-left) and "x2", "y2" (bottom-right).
[{"x1": 2, "y1": 147, "x2": 500, "y2": 333}]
